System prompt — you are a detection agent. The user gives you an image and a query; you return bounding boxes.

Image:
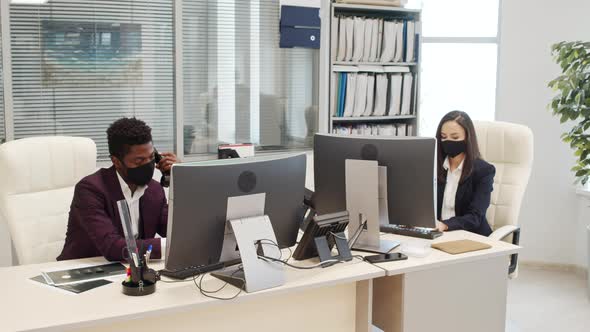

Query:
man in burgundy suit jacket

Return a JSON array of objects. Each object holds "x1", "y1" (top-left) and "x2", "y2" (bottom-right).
[{"x1": 57, "y1": 118, "x2": 178, "y2": 261}]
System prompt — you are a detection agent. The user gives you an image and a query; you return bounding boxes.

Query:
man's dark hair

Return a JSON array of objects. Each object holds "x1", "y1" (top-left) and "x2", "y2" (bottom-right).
[{"x1": 107, "y1": 117, "x2": 152, "y2": 159}]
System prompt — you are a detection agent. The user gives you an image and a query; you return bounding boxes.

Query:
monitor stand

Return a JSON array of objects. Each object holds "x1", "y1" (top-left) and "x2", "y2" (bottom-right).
[
  {"x1": 212, "y1": 215, "x2": 285, "y2": 293},
  {"x1": 345, "y1": 159, "x2": 400, "y2": 254}
]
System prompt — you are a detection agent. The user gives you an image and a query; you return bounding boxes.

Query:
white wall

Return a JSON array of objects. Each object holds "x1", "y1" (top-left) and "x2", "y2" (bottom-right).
[
  {"x1": 496, "y1": 0, "x2": 590, "y2": 265},
  {"x1": 576, "y1": 195, "x2": 590, "y2": 269}
]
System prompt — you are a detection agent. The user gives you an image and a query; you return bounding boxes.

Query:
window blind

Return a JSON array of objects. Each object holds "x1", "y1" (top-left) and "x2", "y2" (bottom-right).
[
  {"x1": 182, "y1": 0, "x2": 318, "y2": 155},
  {"x1": 10, "y1": 0, "x2": 174, "y2": 159}
]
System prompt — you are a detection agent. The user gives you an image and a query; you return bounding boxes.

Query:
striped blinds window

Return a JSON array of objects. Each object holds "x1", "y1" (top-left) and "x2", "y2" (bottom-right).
[
  {"x1": 9, "y1": 0, "x2": 174, "y2": 159},
  {"x1": 182, "y1": 0, "x2": 318, "y2": 155}
]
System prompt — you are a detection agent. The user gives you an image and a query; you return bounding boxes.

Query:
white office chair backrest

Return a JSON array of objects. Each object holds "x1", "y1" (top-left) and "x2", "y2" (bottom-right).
[
  {"x1": 0, "y1": 136, "x2": 96, "y2": 264},
  {"x1": 474, "y1": 121, "x2": 534, "y2": 230}
]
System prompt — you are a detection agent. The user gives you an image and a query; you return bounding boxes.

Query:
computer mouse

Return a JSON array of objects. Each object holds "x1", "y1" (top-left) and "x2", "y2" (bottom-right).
[{"x1": 95, "y1": 268, "x2": 104, "y2": 273}]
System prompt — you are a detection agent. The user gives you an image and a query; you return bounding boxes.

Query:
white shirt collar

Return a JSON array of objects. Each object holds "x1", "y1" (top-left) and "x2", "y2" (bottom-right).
[
  {"x1": 116, "y1": 170, "x2": 148, "y2": 199},
  {"x1": 443, "y1": 157, "x2": 464, "y2": 172}
]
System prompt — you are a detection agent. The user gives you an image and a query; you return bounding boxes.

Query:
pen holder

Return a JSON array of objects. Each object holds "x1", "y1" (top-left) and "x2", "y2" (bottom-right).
[{"x1": 122, "y1": 257, "x2": 159, "y2": 296}]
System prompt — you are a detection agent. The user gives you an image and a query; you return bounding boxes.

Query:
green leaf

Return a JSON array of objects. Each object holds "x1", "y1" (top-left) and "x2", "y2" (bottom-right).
[{"x1": 561, "y1": 114, "x2": 569, "y2": 123}]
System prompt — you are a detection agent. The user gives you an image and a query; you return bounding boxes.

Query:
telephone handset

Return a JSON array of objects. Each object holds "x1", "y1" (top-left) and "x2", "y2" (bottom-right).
[{"x1": 154, "y1": 148, "x2": 170, "y2": 187}]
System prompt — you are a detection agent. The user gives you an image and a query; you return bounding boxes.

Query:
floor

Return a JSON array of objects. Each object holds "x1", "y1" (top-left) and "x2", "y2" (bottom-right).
[{"x1": 506, "y1": 267, "x2": 590, "y2": 332}]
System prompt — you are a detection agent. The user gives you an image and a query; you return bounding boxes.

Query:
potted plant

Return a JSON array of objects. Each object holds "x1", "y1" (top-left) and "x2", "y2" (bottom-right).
[{"x1": 548, "y1": 41, "x2": 590, "y2": 297}]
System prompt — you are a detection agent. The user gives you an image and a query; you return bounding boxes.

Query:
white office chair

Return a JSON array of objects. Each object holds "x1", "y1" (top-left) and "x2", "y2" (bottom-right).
[
  {"x1": 0, "y1": 136, "x2": 96, "y2": 265},
  {"x1": 474, "y1": 121, "x2": 534, "y2": 276}
]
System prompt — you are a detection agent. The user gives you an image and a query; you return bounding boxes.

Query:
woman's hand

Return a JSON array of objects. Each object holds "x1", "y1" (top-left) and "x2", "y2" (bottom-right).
[{"x1": 436, "y1": 221, "x2": 449, "y2": 232}]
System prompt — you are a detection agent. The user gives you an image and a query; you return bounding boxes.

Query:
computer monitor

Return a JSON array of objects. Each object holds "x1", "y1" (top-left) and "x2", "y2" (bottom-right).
[
  {"x1": 314, "y1": 134, "x2": 437, "y2": 229},
  {"x1": 164, "y1": 153, "x2": 307, "y2": 272}
]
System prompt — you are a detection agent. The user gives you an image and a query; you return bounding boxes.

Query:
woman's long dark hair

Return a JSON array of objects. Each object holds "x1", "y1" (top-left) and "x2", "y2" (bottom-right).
[{"x1": 436, "y1": 111, "x2": 481, "y2": 184}]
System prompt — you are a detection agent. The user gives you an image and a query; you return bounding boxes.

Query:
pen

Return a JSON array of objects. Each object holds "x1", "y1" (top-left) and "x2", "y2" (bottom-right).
[{"x1": 146, "y1": 244, "x2": 153, "y2": 266}]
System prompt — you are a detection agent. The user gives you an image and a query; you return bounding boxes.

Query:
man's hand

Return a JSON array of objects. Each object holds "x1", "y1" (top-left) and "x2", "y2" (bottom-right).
[
  {"x1": 435, "y1": 221, "x2": 449, "y2": 232},
  {"x1": 156, "y1": 152, "x2": 179, "y2": 173}
]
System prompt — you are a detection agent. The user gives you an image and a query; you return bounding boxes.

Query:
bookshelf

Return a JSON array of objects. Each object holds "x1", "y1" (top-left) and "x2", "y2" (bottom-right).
[
  {"x1": 319, "y1": 0, "x2": 422, "y2": 137},
  {"x1": 332, "y1": 115, "x2": 416, "y2": 122}
]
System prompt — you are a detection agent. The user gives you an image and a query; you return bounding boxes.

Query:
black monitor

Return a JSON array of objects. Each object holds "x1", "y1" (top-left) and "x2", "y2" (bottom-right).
[
  {"x1": 164, "y1": 153, "x2": 307, "y2": 271},
  {"x1": 313, "y1": 134, "x2": 437, "y2": 229}
]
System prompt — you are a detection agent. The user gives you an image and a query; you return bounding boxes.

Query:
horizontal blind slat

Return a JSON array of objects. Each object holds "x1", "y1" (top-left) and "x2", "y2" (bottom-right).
[{"x1": 10, "y1": 0, "x2": 174, "y2": 159}]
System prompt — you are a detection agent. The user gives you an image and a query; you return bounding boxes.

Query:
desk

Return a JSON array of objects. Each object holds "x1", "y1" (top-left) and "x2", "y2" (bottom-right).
[
  {"x1": 369, "y1": 230, "x2": 520, "y2": 332},
  {"x1": 0, "y1": 255, "x2": 383, "y2": 332},
  {"x1": 0, "y1": 231, "x2": 519, "y2": 332}
]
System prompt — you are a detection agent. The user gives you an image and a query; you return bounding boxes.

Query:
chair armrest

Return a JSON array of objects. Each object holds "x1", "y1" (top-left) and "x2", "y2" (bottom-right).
[
  {"x1": 489, "y1": 225, "x2": 521, "y2": 275},
  {"x1": 489, "y1": 225, "x2": 520, "y2": 242}
]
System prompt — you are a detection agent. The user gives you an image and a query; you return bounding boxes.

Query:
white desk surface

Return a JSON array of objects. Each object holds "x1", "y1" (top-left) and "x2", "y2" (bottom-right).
[
  {"x1": 356, "y1": 230, "x2": 521, "y2": 276},
  {"x1": 0, "y1": 230, "x2": 519, "y2": 332},
  {"x1": 0, "y1": 253, "x2": 383, "y2": 332}
]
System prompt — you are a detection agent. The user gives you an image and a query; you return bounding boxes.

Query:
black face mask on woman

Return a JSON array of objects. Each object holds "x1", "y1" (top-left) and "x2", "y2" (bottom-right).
[
  {"x1": 121, "y1": 159, "x2": 155, "y2": 186},
  {"x1": 441, "y1": 140, "x2": 467, "y2": 158}
]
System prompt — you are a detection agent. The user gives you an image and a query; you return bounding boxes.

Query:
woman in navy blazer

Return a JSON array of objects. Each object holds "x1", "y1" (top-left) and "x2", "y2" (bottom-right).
[{"x1": 435, "y1": 111, "x2": 495, "y2": 236}]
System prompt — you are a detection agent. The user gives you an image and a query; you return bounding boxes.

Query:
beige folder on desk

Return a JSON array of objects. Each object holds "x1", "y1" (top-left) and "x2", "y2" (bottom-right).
[{"x1": 431, "y1": 239, "x2": 492, "y2": 255}]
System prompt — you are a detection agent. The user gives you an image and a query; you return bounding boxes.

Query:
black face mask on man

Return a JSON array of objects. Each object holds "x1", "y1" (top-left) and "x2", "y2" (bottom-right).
[
  {"x1": 441, "y1": 140, "x2": 467, "y2": 158},
  {"x1": 121, "y1": 159, "x2": 155, "y2": 186}
]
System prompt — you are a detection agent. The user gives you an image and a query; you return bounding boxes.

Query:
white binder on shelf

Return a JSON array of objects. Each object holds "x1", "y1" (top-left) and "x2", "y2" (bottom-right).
[
  {"x1": 363, "y1": 74, "x2": 375, "y2": 117},
  {"x1": 332, "y1": 16, "x2": 340, "y2": 61},
  {"x1": 343, "y1": 73, "x2": 357, "y2": 117},
  {"x1": 353, "y1": 73, "x2": 368, "y2": 117},
  {"x1": 379, "y1": 124, "x2": 396, "y2": 136},
  {"x1": 352, "y1": 17, "x2": 365, "y2": 62},
  {"x1": 368, "y1": 19, "x2": 379, "y2": 62},
  {"x1": 388, "y1": 73, "x2": 403, "y2": 116},
  {"x1": 362, "y1": 19, "x2": 374, "y2": 62},
  {"x1": 380, "y1": 21, "x2": 396, "y2": 63},
  {"x1": 394, "y1": 21, "x2": 404, "y2": 62},
  {"x1": 405, "y1": 21, "x2": 415, "y2": 62},
  {"x1": 376, "y1": 19, "x2": 384, "y2": 61},
  {"x1": 345, "y1": 17, "x2": 354, "y2": 61},
  {"x1": 373, "y1": 74, "x2": 388, "y2": 116},
  {"x1": 406, "y1": 123, "x2": 414, "y2": 136},
  {"x1": 400, "y1": 73, "x2": 413, "y2": 115},
  {"x1": 337, "y1": 16, "x2": 347, "y2": 61}
]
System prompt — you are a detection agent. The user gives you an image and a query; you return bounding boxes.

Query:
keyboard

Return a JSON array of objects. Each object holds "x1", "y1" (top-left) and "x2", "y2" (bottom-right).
[
  {"x1": 380, "y1": 224, "x2": 443, "y2": 240},
  {"x1": 159, "y1": 262, "x2": 225, "y2": 280}
]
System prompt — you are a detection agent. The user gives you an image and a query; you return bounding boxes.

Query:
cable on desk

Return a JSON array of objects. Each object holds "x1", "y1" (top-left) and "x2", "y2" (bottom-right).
[
  {"x1": 258, "y1": 239, "x2": 293, "y2": 262},
  {"x1": 258, "y1": 239, "x2": 368, "y2": 269},
  {"x1": 191, "y1": 266, "x2": 245, "y2": 301},
  {"x1": 259, "y1": 254, "x2": 344, "y2": 269}
]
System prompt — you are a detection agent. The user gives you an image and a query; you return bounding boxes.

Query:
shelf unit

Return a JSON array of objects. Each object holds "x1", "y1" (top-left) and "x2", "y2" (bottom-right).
[
  {"x1": 332, "y1": 115, "x2": 416, "y2": 122},
  {"x1": 332, "y1": 61, "x2": 417, "y2": 66},
  {"x1": 319, "y1": 0, "x2": 422, "y2": 136}
]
